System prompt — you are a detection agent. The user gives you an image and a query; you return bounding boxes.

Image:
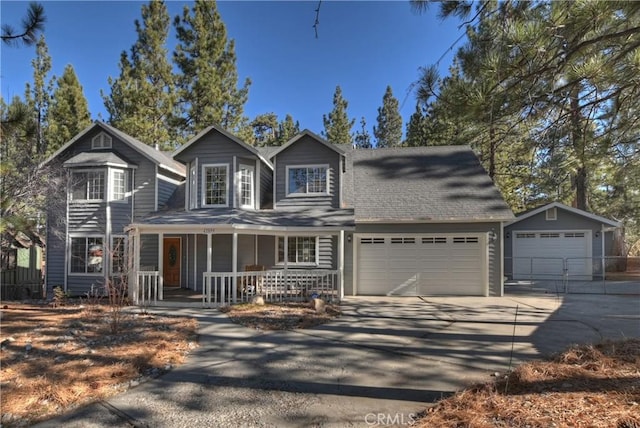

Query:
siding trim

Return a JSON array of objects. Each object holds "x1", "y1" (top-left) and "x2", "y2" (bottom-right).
[{"x1": 154, "y1": 165, "x2": 158, "y2": 212}]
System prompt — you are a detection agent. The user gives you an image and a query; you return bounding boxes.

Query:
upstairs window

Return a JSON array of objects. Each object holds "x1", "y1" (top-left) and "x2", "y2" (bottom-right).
[
  {"x1": 72, "y1": 171, "x2": 105, "y2": 201},
  {"x1": 202, "y1": 164, "x2": 228, "y2": 207},
  {"x1": 91, "y1": 132, "x2": 112, "y2": 149},
  {"x1": 287, "y1": 165, "x2": 328, "y2": 196},
  {"x1": 111, "y1": 169, "x2": 126, "y2": 201},
  {"x1": 238, "y1": 165, "x2": 254, "y2": 208}
]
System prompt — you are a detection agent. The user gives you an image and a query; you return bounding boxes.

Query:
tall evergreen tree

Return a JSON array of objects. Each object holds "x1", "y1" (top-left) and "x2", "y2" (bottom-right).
[
  {"x1": 413, "y1": 0, "x2": 640, "y2": 245},
  {"x1": 46, "y1": 64, "x2": 91, "y2": 154},
  {"x1": 322, "y1": 86, "x2": 355, "y2": 144},
  {"x1": 103, "y1": 0, "x2": 176, "y2": 149},
  {"x1": 249, "y1": 112, "x2": 278, "y2": 146},
  {"x1": 276, "y1": 114, "x2": 300, "y2": 144},
  {"x1": 405, "y1": 103, "x2": 429, "y2": 147},
  {"x1": 354, "y1": 117, "x2": 372, "y2": 149},
  {"x1": 173, "y1": 0, "x2": 250, "y2": 137},
  {"x1": 373, "y1": 85, "x2": 402, "y2": 148},
  {"x1": 24, "y1": 35, "x2": 51, "y2": 155}
]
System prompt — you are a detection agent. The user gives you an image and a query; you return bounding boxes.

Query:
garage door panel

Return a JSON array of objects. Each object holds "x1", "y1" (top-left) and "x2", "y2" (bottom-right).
[
  {"x1": 358, "y1": 235, "x2": 485, "y2": 296},
  {"x1": 512, "y1": 231, "x2": 590, "y2": 279}
]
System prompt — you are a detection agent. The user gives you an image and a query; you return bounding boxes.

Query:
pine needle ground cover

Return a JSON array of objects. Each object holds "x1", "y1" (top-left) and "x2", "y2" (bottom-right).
[
  {"x1": 0, "y1": 303, "x2": 198, "y2": 426},
  {"x1": 220, "y1": 302, "x2": 341, "y2": 330},
  {"x1": 416, "y1": 339, "x2": 640, "y2": 428}
]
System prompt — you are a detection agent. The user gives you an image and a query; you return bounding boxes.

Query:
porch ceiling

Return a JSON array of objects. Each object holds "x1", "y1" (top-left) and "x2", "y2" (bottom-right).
[{"x1": 129, "y1": 207, "x2": 355, "y2": 232}]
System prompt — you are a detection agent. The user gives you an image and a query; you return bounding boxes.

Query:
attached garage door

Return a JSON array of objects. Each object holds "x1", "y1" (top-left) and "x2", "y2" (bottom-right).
[
  {"x1": 357, "y1": 234, "x2": 486, "y2": 296},
  {"x1": 512, "y1": 231, "x2": 591, "y2": 280}
]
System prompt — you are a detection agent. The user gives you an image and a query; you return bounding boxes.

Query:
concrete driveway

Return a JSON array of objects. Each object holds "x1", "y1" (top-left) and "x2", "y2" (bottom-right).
[{"x1": 37, "y1": 292, "x2": 640, "y2": 428}]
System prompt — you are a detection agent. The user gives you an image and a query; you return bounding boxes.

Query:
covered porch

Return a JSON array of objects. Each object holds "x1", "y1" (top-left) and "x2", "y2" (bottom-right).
[{"x1": 126, "y1": 208, "x2": 354, "y2": 308}]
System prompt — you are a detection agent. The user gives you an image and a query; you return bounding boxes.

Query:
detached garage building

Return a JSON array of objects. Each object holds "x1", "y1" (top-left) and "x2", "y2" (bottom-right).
[
  {"x1": 504, "y1": 202, "x2": 621, "y2": 280},
  {"x1": 342, "y1": 146, "x2": 515, "y2": 297}
]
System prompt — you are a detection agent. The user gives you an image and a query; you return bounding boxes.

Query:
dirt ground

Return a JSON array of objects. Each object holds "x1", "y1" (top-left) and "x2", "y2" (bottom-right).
[
  {"x1": 0, "y1": 303, "x2": 198, "y2": 427},
  {"x1": 220, "y1": 301, "x2": 341, "y2": 330}
]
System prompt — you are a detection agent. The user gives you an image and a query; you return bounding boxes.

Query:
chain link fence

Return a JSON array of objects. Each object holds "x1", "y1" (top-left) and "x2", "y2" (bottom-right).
[{"x1": 505, "y1": 256, "x2": 640, "y2": 294}]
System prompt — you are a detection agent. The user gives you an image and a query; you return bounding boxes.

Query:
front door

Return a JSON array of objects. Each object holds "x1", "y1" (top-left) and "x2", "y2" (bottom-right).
[{"x1": 163, "y1": 237, "x2": 181, "y2": 287}]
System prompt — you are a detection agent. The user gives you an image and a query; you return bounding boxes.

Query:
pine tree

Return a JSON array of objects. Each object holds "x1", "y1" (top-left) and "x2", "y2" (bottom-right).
[
  {"x1": 46, "y1": 65, "x2": 91, "y2": 154},
  {"x1": 24, "y1": 35, "x2": 52, "y2": 155},
  {"x1": 250, "y1": 112, "x2": 278, "y2": 146},
  {"x1": 103, "y1": 0, "x2": 176, "y2": 149},
  {"x1": 354, "y1": 117, "x2": 372, "y2": 149},
  {"x1": 174, "y1": 0, "x2": 250, "y2": 136},
  {"x1": 373, "y1": 85, "x2": 402, "y2": 148},
  {"x1": 322, "y1": 86, "x2": 355, "y2": 144},
  {"x1": 404, "y1": 103, "x2": 429, "y2": 147},
  {"x1": 276, "y1": 114, "x2": 300, "y2": 145}
]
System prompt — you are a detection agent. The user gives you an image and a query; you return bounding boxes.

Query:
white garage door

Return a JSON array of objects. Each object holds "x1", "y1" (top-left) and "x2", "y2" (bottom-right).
[
  {"x1": 357, "y1": 235, "x2": 486, "y2": 296},
  {"x1": 512, "y1": 231, "x2": 591, "y2": 279}
]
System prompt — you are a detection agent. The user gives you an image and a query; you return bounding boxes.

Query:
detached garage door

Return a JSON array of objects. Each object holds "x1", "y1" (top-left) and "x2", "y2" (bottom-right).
[
  {"x1": 512, "y1": 231, "x2": 591, "y2": 279},
  {"x1": 357, "y1": 235, "x2": 486, "y2": 296}
]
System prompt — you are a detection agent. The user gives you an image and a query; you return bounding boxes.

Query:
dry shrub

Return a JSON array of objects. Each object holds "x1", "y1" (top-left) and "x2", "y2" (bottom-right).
[
  {"x1": 222, "y1": 302, "x2": 340, "y2": 330},
  {"x1": 416, "y1": 339, "x2": 640, "y2": 428}
]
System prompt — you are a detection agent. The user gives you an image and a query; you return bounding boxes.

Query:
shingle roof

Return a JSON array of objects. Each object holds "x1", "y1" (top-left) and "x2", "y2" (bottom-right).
[
  {"x1": 62, "y1": 151, "x2": 136, "y2": 169},
  {"x1": 133, "y1": 207, "x2": 355, "y2": 229},
  {"x1": 347, "y1": 145, "x2": 514, "y2": 222},
  {"x1": 42, "y1": 122, "x2": 186, "y2": 177}
]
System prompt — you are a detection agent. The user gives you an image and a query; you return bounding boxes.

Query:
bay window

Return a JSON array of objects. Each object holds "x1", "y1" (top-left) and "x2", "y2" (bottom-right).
[{"x1": 202, "y1": 164, "x2": 228, "y2": 207}]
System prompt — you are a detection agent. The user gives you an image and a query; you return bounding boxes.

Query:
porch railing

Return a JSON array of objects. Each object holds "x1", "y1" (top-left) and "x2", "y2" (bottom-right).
[
  {"x1": 202, "y1": 269, "x2": 340, "y2": 306},
  {"x1": 136, "y1": 271, "x2": 161, "y2": 305}
]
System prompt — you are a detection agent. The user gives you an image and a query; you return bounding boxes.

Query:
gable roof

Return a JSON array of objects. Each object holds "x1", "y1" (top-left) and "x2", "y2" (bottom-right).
[
  {"x1": 62, "y1": 152, "x2": 137, "y2": 169},
  {"x1": 173, "y1": 124, "x2": 273, "y2": 169},
  {"x1": 347, "y1": 145, "x2": 514, "y2": 222},
  {"x1": 506, "y1": 202, "x2": 621, "y2": 227},
  {"x1": 269, "y1": 129, "x2": 345, "y2": 159},
  {"x1": 42, "y1": 121, "x2": 185, "y2": 177}
]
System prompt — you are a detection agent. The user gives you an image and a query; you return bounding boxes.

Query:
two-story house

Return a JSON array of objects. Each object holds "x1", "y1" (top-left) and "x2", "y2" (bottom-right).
[
  {"x1": 44, "y1": 122, "x2": 514, "y2": 305},
  {"x1": 43, "y1": 122, "x2": 185, "y2": 296}
]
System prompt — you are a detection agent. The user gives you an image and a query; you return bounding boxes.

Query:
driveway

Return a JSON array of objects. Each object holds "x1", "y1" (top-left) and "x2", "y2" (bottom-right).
[{"x1": 36, "y1": 292, "x2": 640, "y2": 427}]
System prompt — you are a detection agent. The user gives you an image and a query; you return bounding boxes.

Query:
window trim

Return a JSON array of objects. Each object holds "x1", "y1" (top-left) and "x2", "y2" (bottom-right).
[
  {"x1": 285, "y1": 164, "x2": 330, "y2": 196},
  {"x1": 201, "y1": 163, "x2": 229, "y2": 208},
  {"x1": 70, "y1": 169, "x2": 106, "y2": 202},
  {"x1": 237, "y1": 164, "x2": 255, "y2": 209},
  {"x1": 545, "y1": 207, "x2": 557, "y2": 221},
  {"x1": 69, "y1": 235, "x2": 105, "y2": 276},
  {"x1": 275, "y1": 236, "x2": 319, "y2": 266}
]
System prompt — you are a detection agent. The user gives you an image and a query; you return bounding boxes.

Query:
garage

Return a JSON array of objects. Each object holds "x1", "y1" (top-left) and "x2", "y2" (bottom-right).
[
  {"x1": 512, "y1": 230, "x2": 592, "y2": 279},
  {"x1": 356, "y1": 234, "x2": 487, "y2": 296}
]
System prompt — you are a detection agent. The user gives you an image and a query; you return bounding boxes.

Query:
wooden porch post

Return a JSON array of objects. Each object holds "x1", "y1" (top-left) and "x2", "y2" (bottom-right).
[
  {"x1": 133, "y1": 229, "x2": 141, "y2": 304},
  {"x1": 338, "y1": 230, "x2": 344, "y2": 300},
  {"x1": 158, "y1": 232, "x2": 164, "y2": 301},
  {"x1": 232, "y1": 231, "x2": 238, "y2": 303}
]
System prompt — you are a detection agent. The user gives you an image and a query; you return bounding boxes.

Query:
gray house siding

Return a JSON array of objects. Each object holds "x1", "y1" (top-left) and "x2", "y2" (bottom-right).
[
  {"x1": 175, "y1": 130, "x2": 262, "y2": 210},
  {"x1": 157, "y1": 176, "x2": 178, "y2": 209},
  {"x1": 260, "y1": 161, "x2": 273, "y2": 208},
  {"x1": 140, "y1": 234, "x2": 159, "y2": 270},
  {"x1": 355, "y1": 222, "x2": 504, "y2": 297},
  {"x1": 273, "y1": 135, "x2": 341, "y2": 209},
  {"x1": 45, "y1": 216, "x2": 66, "y2": 292}
]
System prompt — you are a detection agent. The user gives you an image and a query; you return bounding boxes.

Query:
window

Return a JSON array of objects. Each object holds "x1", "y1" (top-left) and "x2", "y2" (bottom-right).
[
  {"x1": 453, "y1": 237, "x2": 479, "y2": 243},
  {"x1": 287, "y1": 165, "x2": 328, "y2": 195},
  {"x1": 202, "y1": 164, "x2": 228, "y2": 207},
  {"x1": 71, "y1": 171, "x2": 105, "y2": 201},
  {"x1": 361, "y1": 238, "x2": 385, "y2": 244},
  {"x1": 70, "y1": 237, "x2": 103, "y2": 274},
  {"x1": 111, "y1": 169, "x2": 126, "y2": 201},
  {"x1": 111, "y1": 236, "x2": 127, "y2": 274},
  {"x1": 540, "y1": 233, "x2": 560, "y2": 238},
  {"x1": 564, "y1": 232, "x2": 585, "y2": 238},
  {"x1": 277, "y1": 236, "x2": 318, "y2": 265},
  {"x1": 422, "y1": 237, "x2": 447, "y2": 244},
  {"x1": 91, "y1": 132, "x2": 112, "y2": 149},
  {"x1": 391, "y1": 237, "x2": 416, "y2": 244},
  {"x1": 516, "y1": 233, "x2": 536, "y2": 239},
  {"x1": 238, "y1": 165, "x2": 254, "y2": 208},
  {"x1": 546, "y1": 207, "x2": 557, "y2": 221}
]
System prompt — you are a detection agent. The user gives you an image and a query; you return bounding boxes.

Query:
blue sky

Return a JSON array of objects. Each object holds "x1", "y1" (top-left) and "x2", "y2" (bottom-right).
[{"x1": 1, "y1": 1, "x2": 465, "y2": 138}]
